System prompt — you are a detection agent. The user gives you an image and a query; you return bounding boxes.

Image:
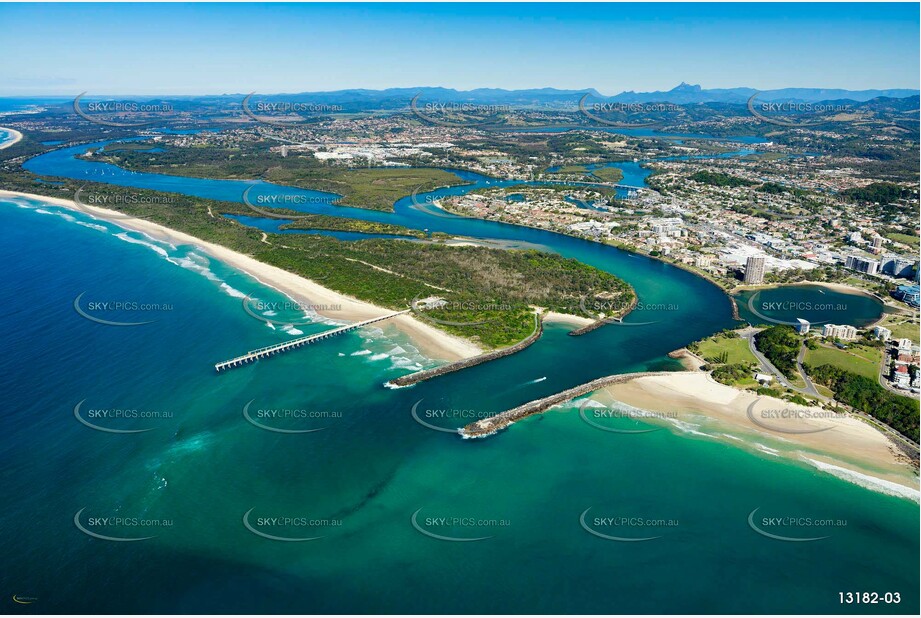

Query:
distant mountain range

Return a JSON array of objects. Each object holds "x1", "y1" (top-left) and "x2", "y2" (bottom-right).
[
  {"x1": 200, "y1": 84, "x2": 919, "y2": 109},
  {"x1": 607, "y1": 82, "x2": 920, "y2": 104},
  {"x1": 15, "y1": 84, "x2": 919, "y2": 114}
]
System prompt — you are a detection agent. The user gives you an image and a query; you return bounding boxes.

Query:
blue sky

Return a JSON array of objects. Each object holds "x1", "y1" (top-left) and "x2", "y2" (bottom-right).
[{"x1": 0, "y1": 2, "x2": 918, "y2": 95}]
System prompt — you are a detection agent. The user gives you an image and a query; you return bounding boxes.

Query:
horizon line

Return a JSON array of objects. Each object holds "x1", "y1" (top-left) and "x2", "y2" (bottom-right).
[{"x1": 2, "y1": 84, "x2": 920, "y2": 99}]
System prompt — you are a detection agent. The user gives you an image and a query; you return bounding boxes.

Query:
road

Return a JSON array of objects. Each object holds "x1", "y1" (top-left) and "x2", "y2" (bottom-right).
[
  {"x1": 742, "y1": 327, "x2": 792, "y2": 389},
  {"x1": 741, "y1": 327, "x2": 829, "y2": 402},
  {"x1": 741, "y1": 328, "x2": 918, "y2": 458},
  {"x1": 877, "y1": 349, "x2": 921, "y2": 400},
  {"x1": 795, "y1": 344, "x2": 828, "y2": 400}
]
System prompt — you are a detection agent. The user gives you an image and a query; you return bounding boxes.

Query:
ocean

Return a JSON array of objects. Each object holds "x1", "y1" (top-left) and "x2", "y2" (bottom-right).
[{"x1": 1, "y1": 194, "x2": 918, "y2": 614}]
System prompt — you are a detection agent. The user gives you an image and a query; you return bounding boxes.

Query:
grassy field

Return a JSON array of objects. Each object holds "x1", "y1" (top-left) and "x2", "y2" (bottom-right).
[
  {"x1": 804, "y1": 344, "x2": 882, "y2": 380},
  {"x1": 885, "y1": 232, "x2": 920, "y2": 250},
  {"x1": 264, "y1": 166, "x2": 461, "y2": 211},
  {"x1": 876, "y1": 313, "x2": 920, "y2": 340},
  {"x1": 695, "y1": 334, "x2": 758, "y2": 365},
  {"x1": 545, "y1": 164, "x2": 593, "y2": 180},
  {"x1": 589, "y1": 166, "x2": 625, "y2": 183},
  {"x1": 690, "y1": 331, "x2": 764, "y2": 388}
]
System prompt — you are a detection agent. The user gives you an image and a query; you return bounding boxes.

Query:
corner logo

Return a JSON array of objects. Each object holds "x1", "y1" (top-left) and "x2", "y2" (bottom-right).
[
  {"x1": 408, "y1": 184, "x2": 462, "y2": 219},
  {"x1": 745, "y1": 291, "x2": 831, "y2": 327},
  {"x1": 12, "y1": 596, "x2": 37, "y2": 605},
  {"x1": 73, "y1": 92, "x2": 174, "y2": 127},
  {"x1": 242, "y1": 93, "x2": 299, "y2": 127},
  {"x1": 409, "y1": 93, "x2": 496, "y2": 128},
  {"x1": 73, "y1": 186, "x2": 151, "y2": 220},
  {"x1": 746, "y1": 93, "x2": 825, "y2": 128},
  {"x1": 241, "y1": 185, "x2": 305, "y2": 220},
  {"x1": 410, "y1": 399, "x2": 463, "y2": 434}
]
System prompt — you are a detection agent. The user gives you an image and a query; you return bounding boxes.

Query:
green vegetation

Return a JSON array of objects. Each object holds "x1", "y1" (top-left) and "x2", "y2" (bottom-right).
[
  {"x1": 711, "y1": 363, "x2": 757, "y2": 387},
  {"x1": 101, "y1": 143, "x2": 163, "y2": 153},
  {"x1": 260, "y1": 240, "x2": 633, "y2": 348},
  {"x1": 690, "y1": 329, "x2": 759, "y2": 387},
  {"x1": 842, "y1": 182, "x2": 915, "y2": 204},
  {"x1": 758, "y1": 182, "x2": 806, "y2": 197},
  {"x1": 280, "y1": 215, "x2": 426, "y2": 238},
  {"x1": 804, "y1": 364, "x2": 919, "y2": 442},
  {"x1": 885, "y1": 232, "x2": 920, "y2": 250},
  {"x1": 2, "y1": 177, "x2": 633, "y2": 349},
  {"x1": 589, "y1": 166, "x2": 625, "y2": 183},
  {"x1": 755, "y1": 386, "x2": 783, "y2": 398},
  {"x1": 753, "y1": 325, "x2": 801, "y2": 379},
  {"x1": 804, "y1": 343, "x2": 882, "y2": 380},
  {"x1": 689, "y1": 170, "x2": 757, "y2": 188},
  {"x1": 691, "y1": 330, "x2": 757, "y2": 366},
  {"x1": 286, "y1": 167, "x2": 460, "y2": 212},
  {"x1": 543, "y1": 164, "x2": 619, "y2": 184},
  {"x1": 88, "y1": 144, "x2": 463, "y2": 211},
  {"x1": 875, "y1": 314, "x2": 921, "y2": 341}
]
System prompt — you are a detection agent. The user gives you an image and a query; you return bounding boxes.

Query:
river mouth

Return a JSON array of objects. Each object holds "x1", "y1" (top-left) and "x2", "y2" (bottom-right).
[
  {"x1": 21, "y1": 132, "x2": 770, "y2": 368},
  {"x1": 19, "y1": 136, "x2": 742, "y2": 384},
  {"x1": 6, "y1": 125, "x2": 920, "y2": 615}
]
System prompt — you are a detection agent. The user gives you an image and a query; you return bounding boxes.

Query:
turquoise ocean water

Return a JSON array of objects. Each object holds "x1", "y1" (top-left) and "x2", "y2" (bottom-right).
[{"x1": 1, "y1": 138, "x2": 918, "y2": 614}]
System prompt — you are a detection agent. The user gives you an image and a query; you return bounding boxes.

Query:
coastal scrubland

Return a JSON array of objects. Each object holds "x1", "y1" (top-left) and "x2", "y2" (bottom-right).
[{"x1": 1, "y1": 177, "x2": 634, "y2": 349}]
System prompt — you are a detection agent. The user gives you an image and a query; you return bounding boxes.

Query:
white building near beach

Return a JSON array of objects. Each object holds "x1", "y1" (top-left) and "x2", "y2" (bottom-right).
[
  {"x1": 822, "y1": 324, "x2": 858, "y2": 341},
  {"x1": 873, "y1": 326, "x2": 892, "y2": 341}
]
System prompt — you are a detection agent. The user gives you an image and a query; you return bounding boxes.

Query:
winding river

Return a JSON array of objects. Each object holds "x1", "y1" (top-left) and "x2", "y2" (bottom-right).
[
  {"x1": 26, "y1": 138, "x2": 743, "y2": 376},
  {"x1": 2, "y1": 131, "x2": 911, "y2": 615}
]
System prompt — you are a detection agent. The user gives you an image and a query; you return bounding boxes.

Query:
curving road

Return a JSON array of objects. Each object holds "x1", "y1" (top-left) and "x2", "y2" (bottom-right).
[{"x1": 742, "y1": 327, "x2": 828, "y2": 402}]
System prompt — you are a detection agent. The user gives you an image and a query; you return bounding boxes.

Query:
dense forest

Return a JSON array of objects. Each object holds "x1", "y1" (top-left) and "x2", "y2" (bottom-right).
[
  {"x1": 689, "y1": 170, "x2": 757, "y2": 187},
  {"x1": 842, "y1": 182, "x2": 916, "y2": 204},
  {"x1": 754, "y1": 325, "x2": 801, "y2": 379}
]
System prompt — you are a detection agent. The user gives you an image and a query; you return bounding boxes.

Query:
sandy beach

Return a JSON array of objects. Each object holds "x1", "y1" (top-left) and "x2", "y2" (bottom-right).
[
  {"x1": 733, "y1": 280, "x2": 882, "y2": 300},
  {"x1": 0, "y1": 127, "x2": 23, "y2": 150},
  {"x1": 542, "y1": 310, "x2": 595, "y2": 328},
  {"x1": 0, "y1": 190, "x2": 483, "y2": 361},
  {"x1": 596, "y1": 371, "x2": 919, "y2": 499}
]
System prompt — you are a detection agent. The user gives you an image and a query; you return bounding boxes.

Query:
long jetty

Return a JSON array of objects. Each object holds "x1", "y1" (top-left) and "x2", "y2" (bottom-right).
[
  {"x1": 215, "y1": 310, "x2": 410, "y2": 372},
  {"x1": 460, "y1": 371, "x2": 675, "y2": 438},
  {"x1": 385, "y1": 313, "x2": 543, "y2": 387}
]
